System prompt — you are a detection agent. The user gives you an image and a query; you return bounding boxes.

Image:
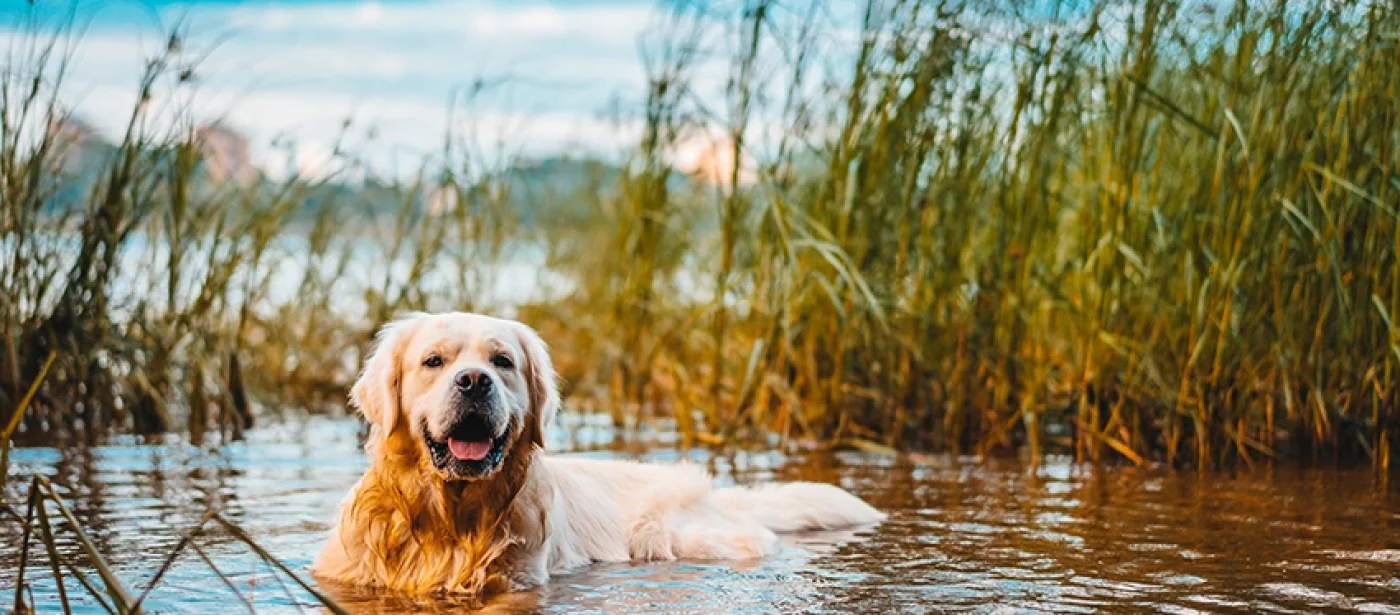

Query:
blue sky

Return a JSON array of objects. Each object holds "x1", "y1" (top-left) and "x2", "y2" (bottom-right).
[
  {"x1": 3, "y1": 0, "x2": 683, "y2": 177},
  {"x1": 2, "y1": 0, "x2": 1134, "y2": 179}
]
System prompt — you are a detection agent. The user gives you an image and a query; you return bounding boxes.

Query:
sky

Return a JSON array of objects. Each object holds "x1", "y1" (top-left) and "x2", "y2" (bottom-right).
[
  {"x1": 0, "y1": 0, "x2": 1155, "y2": 182},
  {"x1": 1, "y1": 0, "x2": 687, "y2": 178}
]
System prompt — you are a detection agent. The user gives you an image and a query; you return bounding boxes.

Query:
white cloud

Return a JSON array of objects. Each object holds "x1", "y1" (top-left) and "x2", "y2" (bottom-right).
[
  {"x1": 355, "y1": 1, "x2": 385, "y2": 25},
  {"x1": 0, "y1": 0, "x2": 660, "y2": 176}
]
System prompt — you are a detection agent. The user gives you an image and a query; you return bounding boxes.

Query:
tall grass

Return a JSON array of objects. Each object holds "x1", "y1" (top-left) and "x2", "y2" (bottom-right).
[
  {"x1": 1, "y1": 0, "x2": 1397, "y2": 472},
  {"x1": 0, "y1": 16, "x2": 520, "y2": 444},
  {"x1": 531, "y1": 0, "x2": 1400, "y2": 470}
]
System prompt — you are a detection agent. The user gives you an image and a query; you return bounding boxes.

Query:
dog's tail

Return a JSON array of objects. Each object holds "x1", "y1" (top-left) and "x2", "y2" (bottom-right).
[{"x1": 714, "y1": 481, "x2": 887, "y2": 533}]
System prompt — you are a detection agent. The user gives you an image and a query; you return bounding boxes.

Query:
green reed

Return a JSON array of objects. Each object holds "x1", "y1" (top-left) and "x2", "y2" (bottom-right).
[
  {"x1": 534, "y1": 0, "x2": 1400, "y2": 470},
  {"x1": 1, "y1": 0, "x2": 1397, "y2": 473}
]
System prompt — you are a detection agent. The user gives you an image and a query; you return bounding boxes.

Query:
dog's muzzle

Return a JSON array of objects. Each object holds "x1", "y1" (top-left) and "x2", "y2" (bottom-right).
[{"x1": 424, "y1": 369, "x2": 510, "y2": 479}]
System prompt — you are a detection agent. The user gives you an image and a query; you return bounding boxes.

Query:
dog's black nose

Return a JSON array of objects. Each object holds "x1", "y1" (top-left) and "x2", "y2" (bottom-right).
[{"x1": 454, "y1": 367, "x2": 492, "y2": 397}]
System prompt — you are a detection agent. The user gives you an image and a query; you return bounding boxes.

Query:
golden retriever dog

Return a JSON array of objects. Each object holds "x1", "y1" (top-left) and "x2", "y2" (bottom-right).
[{"x1": 312, "y1": 312, "x2": 885, "y2": 597}]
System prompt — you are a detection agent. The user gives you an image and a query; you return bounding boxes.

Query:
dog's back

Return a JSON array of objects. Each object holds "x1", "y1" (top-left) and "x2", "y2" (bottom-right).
[{"x1": 539, "y1": 455, "x2": 885, "y2": 569}]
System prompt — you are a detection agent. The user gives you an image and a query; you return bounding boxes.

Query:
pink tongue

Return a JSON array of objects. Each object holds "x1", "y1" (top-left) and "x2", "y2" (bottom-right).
[{"x1": 447, "y1": 438, "x2": 491, "y2": 461}]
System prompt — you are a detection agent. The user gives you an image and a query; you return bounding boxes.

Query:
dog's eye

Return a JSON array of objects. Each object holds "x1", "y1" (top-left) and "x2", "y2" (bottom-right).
[
  {"x1": 422, "y1": 355, "x2": 444, "y2": 369},
  {"x1": 491, "y1": 354, "x2": 514, "y2": 369}
]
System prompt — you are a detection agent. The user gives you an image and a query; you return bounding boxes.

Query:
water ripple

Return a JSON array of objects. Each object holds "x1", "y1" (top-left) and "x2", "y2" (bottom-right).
[{"x1": 2, "y1": 416, "x2": 1398, "y2": 613}]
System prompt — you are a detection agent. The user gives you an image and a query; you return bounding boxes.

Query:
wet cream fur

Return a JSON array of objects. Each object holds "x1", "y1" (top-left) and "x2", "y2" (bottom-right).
[{"x1": 312, "y1": 312, "x2": 886, "y2": 596}]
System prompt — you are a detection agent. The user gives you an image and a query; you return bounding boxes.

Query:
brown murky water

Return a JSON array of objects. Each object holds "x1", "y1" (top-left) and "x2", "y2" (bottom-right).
[{"x1": 3, "y1": 416, "x2": 1398, "y2": 613}]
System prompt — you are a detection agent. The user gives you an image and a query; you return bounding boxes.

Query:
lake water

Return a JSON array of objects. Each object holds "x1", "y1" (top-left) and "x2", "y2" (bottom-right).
[{"x1": 3, "y1": 416, "x2": 1399, "y2": 614}]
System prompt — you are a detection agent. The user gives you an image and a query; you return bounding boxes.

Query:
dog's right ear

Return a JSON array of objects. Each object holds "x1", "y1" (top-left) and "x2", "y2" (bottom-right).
[
  {"x1": 511, "y1": 321, "x2": 560, "y2": 448},
  {"x1": 350, "y1": 313, "x2": 426, "y2": 436}
]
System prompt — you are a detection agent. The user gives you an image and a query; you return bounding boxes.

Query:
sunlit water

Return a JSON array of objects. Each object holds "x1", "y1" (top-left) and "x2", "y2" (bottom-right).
[{"x1": 3, "y1": 416, "x2": 1399, "y2": 614}]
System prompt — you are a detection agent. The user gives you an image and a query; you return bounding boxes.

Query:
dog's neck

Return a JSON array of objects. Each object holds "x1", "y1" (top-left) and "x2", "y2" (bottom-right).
[
  {"x1": 336, "y1": 425, "x2": 548, "y2": 595},
  {"x1": 429, "y1": 447, "x2": 538, "y2": 530},
  {"x1": 375, "y1": 423, "x2": 542, "y2": 525}
]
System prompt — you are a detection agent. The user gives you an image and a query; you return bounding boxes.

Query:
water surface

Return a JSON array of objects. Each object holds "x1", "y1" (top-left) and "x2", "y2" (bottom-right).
[{"x1": 3, "y1": 417, "x2": 1398, "y2": 613}]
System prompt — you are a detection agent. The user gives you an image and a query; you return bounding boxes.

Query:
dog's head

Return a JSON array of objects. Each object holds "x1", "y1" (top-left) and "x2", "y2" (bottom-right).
[{"x1": 350, "y1": 312, "x2": 559, "y2": 481}]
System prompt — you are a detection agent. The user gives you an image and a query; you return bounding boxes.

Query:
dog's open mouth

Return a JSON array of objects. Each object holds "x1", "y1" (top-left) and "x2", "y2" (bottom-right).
[{"x1": 425, "y1": 413, "x2": 509, "y2": 478}]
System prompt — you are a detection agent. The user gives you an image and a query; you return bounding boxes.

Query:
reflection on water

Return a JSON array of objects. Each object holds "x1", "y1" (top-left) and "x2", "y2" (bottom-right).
[{"x1": 3, "y1": 416, "x2": 1399, "y2": 613}]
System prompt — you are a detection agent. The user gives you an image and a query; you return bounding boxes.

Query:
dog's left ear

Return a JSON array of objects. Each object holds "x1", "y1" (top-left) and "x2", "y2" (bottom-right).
[
  {"x1": 513, "y1": 321, "x2": 560, "y2": 448},
  {"x1": 350, "y1": 313, "x2": 426, "y2": 437}
]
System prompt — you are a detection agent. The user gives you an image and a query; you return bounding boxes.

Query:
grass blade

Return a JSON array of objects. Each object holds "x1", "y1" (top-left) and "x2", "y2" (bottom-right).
[
  {"x1": 211, "y1": 514, "x2": 351, "y2": 615},
  {"x1": 189, "y1": 543, "x2": 256, "y2": 614},
  {"x1": 1, "y1": 351, "x2": 57, "y2": 485},
  {"x1": 33, "y1": 486, "x2": 73, "y2": 614},
  {"x1": 13, "y1": 478, "x2": 39, "y2": 615},
  {"x1": 35, "y1": 476, "x2": 135, "y2": 613},
  {"x1": 128, "y1": 510, "x2": 217, "y2": 613}
]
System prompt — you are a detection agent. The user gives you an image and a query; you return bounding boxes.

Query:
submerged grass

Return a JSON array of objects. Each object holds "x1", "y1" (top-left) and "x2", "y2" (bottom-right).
[
  {"x1": 0, "y1": 0, "x2": 1397, "y2": 476},
  {"x1": 2, "y1": 475, "x2": 349, "y2": 614}
]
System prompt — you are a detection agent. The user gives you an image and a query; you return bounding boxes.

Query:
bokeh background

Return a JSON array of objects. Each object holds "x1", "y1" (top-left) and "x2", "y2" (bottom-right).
[{"x1": 3, "y1": 0, "x2": 1398, "y2": 470}]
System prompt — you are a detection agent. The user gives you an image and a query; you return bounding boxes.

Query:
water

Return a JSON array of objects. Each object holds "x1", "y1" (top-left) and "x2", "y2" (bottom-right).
[{"x1": 3, "y1": 416, "x2": 1399, "y2": 614}]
